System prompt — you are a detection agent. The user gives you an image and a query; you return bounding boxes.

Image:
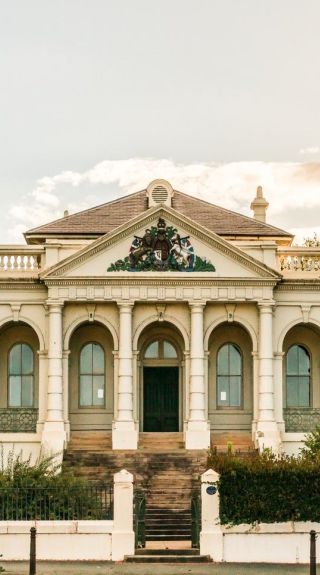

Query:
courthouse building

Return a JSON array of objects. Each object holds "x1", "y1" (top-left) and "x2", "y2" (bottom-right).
[{"x1": 0, "y1": 178, "x2": 318, "y2": 459}]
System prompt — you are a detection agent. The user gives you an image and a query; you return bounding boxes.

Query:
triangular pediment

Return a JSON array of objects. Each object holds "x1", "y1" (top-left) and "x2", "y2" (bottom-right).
[{"x1": 41, "y1": 205, "x2": 280, "y2": 280}]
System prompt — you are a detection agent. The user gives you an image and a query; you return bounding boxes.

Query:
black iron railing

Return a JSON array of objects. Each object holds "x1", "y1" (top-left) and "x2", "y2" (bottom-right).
[
  {"x1": 0, "y1": 484, "x2": 113, "y2": 520},
  {"x1": 191, "y1": 489, "x2": 201, "y2": 548},
  {"x1": 134, "y1": 490, "x2": 145, "y2": 548},
  {"x1": 0, "y1": 408, "x2": 38, "y2": 433},
  {"x1": 284, "y1": 408, "x2": 320, "y2": 432}
]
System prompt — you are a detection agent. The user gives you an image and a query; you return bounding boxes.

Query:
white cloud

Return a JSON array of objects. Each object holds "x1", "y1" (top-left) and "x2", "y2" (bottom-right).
[
  {"x1": 299, "y1": 147, "x2": 320, "y2": 155},
  {"x1": 7, "y1": 159, "x2": 320, "y2": 244}
]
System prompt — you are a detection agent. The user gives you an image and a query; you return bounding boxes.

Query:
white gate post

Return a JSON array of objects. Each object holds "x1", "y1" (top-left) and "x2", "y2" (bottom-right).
[
  {"x1": 200, "y1": 468, "x2": 223, "y2": 560},
  {"x1": 112, "y1": 469, "x2": 135, "y2": 561}
]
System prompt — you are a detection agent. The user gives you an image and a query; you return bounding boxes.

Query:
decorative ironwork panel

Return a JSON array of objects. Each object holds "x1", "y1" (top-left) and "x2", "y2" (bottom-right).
[
  {"x1": 191, "y1": 489, "x2": 201, "y2": 548},
  {"x1": 0, "y1": 408, "x2": 38, "y2": 432},
  {"x1": 284, "y1": 408, "x2": 320, "y2": 432},
  {"x1": 133, "y1": 490, "x2": 146, "y2": 548}
]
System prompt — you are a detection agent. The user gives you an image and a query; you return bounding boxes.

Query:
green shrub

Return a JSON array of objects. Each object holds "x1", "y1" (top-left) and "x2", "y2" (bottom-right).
[
  {"x1": 207, "y1": 449, "x2": 320, "y2": 526},
  {"x1": 0, "y1": 447, "x2": 112, "y2": 520}
]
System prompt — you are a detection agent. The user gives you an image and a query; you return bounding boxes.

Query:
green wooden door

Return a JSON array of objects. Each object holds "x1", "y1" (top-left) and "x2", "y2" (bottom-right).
[{"x1": 143, "y1": 367, "x2": 179, "y2": 431}]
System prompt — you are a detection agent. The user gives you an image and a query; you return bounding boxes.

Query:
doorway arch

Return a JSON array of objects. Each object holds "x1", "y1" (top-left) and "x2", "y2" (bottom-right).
[{"x1": 138, "y1": 322, "x2": 184, "y2": 432}]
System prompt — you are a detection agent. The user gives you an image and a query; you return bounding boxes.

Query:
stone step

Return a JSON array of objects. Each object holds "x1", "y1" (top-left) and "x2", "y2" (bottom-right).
[
  {"x1": 124, "y1": 554, "x2": 212, "y2": 563},
  {"x1": 145, "y1": 534, "x2": 193, "y2": 541},
  {"x1": 135, "y1": 549, "x2": 199, "y2": 556}
]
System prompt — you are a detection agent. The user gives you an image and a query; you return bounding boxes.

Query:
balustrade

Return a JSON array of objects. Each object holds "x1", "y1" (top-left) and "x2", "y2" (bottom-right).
[
  {"x1": 0, "y1": 247, "x2": 43, "y2": 272},
  {"x1": 279, "y1": 248, "x2": 320, "y2": 274}
]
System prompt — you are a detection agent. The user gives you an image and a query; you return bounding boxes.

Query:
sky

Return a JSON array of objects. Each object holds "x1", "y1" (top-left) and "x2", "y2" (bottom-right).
[{"x1": 1, "y1": 0, "x2": 320, "y2": 244}]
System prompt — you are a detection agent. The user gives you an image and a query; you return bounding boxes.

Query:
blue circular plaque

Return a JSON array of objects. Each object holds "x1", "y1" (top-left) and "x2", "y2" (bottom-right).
[{"x1": 206, "y1": 485, "x2": 217, "y2": 495}]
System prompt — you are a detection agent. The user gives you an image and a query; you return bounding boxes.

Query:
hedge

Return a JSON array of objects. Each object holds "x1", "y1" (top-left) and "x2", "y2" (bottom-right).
[{"x1": 207, "y1": 450, "x2": 320, "y2": 525}]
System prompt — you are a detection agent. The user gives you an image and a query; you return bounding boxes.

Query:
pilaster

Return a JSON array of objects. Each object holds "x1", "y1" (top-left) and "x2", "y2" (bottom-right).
[
  {"x1": 185, "y1": 302, "x2": 210, "y2": 449},
  {"x1": 112, "y1": 302, "x2": 138, "y2": 449}
]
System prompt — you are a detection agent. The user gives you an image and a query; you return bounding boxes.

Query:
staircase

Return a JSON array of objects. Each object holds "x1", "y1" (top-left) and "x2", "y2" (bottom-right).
[
  {"x1": 63, "y1": 432, "x2": 206, "y2": 544},
  {"x1": 63, "y1": 430, "x2": 254, "y2": 546}
]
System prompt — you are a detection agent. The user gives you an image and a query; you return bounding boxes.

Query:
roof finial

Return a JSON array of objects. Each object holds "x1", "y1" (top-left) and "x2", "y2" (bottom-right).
[{"x1": 250, "y1": 185, "x2": 269, "y2": 223}]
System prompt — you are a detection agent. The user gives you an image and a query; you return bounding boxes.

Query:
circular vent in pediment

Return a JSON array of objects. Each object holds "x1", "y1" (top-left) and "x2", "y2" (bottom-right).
[{"x1": 147, "y1": 179, "x2": 173, "y2": 207}]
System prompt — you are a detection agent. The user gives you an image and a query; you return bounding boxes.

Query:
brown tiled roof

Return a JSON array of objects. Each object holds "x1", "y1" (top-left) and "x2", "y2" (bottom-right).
[{"x1": 25, "y1": 188, "x2": 292, "y2": 241}]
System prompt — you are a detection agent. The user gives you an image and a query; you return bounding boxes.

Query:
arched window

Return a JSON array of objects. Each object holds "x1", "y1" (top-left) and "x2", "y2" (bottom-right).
[
  {"x1": 79, "y1": 343, "x2": 105, "y2": 407},
  {"x1": 9, "y1": 343, "x2": 34, "y2": 407},
  {"x1": 286, "y1": 345, "x2": 310, "y2": 407},
  {"x1": 144, "y1": 340, "x2": 177, "y2": 359},
  {"x1": 217, "y1": 343, "x2": 242, "y2": 408}
]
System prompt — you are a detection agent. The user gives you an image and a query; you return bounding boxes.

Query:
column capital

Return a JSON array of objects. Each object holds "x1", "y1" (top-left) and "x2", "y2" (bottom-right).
[
  {"x1": 117, "y1": 301, "x2": 134, "y2": 310},
  {"x1": 189, "y1": 301, "x2": 206, "y2": 310},
  {"x1": 46, "y1": 299, "x2": 64, "y2": 311},
  {"x1": 257, "y1": 300, "x2": 275, "y2": 312}
]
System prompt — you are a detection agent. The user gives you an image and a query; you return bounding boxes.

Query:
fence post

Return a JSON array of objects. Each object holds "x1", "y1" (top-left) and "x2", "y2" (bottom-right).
[
  {"x1": 29, "y1": 527, "x2": 36, "y2": 575},
  {"x1": 310, "y1": 530, "x2": 317, "y2": 575},
  {"x1": 200, "y1": 468, "x2": 223, "y2": 561},
  {"x1": 112, "y1": 469, "x2": 134, "y2": 561}
]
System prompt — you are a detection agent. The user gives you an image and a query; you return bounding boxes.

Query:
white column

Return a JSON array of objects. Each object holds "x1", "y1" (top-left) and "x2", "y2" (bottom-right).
[
  {"x1": 185, "y1": 302, "x2": 210, "y2": 449},
  {"x1": 112, "y1": 302, "x2": 138, "y2": 449},
  {"x1": 256, "y1": 302, "x2": 281, "y2": 452},
  {"x1": 200, "y1": 469, "x2": 223, "y2": 560},
  {"x1": 42, "y1": 302, "x2": 66, "y2": 457},
  {"x1": 112, "y1": 469, "x2": 134, "y2": 560}
]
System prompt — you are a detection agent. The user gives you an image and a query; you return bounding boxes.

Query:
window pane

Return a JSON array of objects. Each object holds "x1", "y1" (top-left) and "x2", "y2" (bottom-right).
[
  {"x1": 298, "y1": 346, "x2": 310, "y2": 375},
  {"x1": 80, "y1": 375, "x2": 92, "y2": 406},
  {"x1": 22, "y1": 376, "x2": 33, "y2": 407},
  {"x1": 217, "y1": 376, "x2": 228, "y2": 406},
  {"x1": 298, "y1": 376, "x2": 310, "y2": 407},
  {"x1": 21, "y1": 345, "x2": 33, "y2": 375},
  {"x1": 287, "y1": 346, "x2": 298, "y2": 375},
  {"x1": 92, "y1": 344, "x2": 104, "y2": 374},
  {"x1": 229, "y1": 376, "x2": 241, "y2": 407},
  {"x1": 163, "y1": 341, "x2": 177, "y2": 358},
  {"x1": 145, "y1": 341, "x2": 159, "y2": 358},
  {"x1": 93, "y1": 375, "x2": 105, "y2": 406},
  {"x1": 9, "y1": 345, "x2": 21, "y2": 375},
  {"x1": 217, "y1": 345, "x2": 229, "y2": 375},
  {"x1": 229, "y1": 345, "x2": 241, "y2": 375},
  {"x1": 80, "y1": 344, "x2": 93, "y2": 374},
  {"x1": 9, "y1": 376, "x2": 21, "y2": 407},
  {"x1": 287, "y1": 376, "x2": 299, "y2": 407}
]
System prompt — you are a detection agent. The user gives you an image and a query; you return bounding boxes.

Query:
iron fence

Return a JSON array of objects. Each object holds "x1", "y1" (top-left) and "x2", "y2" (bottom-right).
[
  {"x1": 0, "y1": 408, "x2": 38, "y2": 433},
  {"x1": 133, "y1": 490, "x2": 146, "y2": 548},
  {"x1": 0, "y1": 483, "x2": 113, "y2": 520},
  {"x1": 191, "y1": 489, "x2": 201, "y2": 548}
]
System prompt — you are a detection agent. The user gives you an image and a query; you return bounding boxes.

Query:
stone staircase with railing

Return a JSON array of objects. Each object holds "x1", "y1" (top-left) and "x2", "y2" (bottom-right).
[{"x1": 63, "y1": 430, "x2": 254, "y2": 546}]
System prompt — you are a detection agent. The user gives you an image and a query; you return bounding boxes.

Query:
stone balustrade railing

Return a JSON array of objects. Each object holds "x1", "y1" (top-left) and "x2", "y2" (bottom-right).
[
  {"x1": 278, "y1": 247, "x2": 320, "y2": 274},
  {"x1": 0, "y1": 246, "x2": 44, "y2": 273}
]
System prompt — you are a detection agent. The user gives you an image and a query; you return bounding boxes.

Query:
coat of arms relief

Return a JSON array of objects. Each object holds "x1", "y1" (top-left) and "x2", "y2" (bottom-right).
[{"x1": 107, "y1": 218, "x2": 215, "y2": 272}]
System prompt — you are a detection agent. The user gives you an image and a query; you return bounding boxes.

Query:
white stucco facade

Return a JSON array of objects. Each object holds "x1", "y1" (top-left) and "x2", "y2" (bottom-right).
[{"x1": 0, "y1": 179, "x2": 319, "y2": 459}]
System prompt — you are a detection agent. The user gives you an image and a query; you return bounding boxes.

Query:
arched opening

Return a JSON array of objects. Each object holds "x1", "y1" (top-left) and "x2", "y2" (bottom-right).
[
  {"x1": 138, "y1": 322, "x2": 184, "y2": 432},
  {"x1": 208, "y1": 322, "x2": 253, "y2": 432},
  {"x1": 69, "y1": 322, "x2": 114, "y2": 431},
  {"x1": 0, "y1": 322, "x2": 39, "y2": 432}
]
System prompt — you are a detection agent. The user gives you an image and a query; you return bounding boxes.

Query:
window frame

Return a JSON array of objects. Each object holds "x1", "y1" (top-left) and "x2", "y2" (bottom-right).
[
  {"x1": 78, "y1": 341, "x2": 106, "y2": 409},
  {"x1": 285, "y1": 343, "x2": 311, "y2": 408},
  {"x1": 143, "y1": 338, "x2": 179, "y2": 363},
  {"x1": 8, "y1": 342, "x2": 35, "y2": 408},
  {"x1": 216, "y1": 342, "x2": 243, "y2": 409}
]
